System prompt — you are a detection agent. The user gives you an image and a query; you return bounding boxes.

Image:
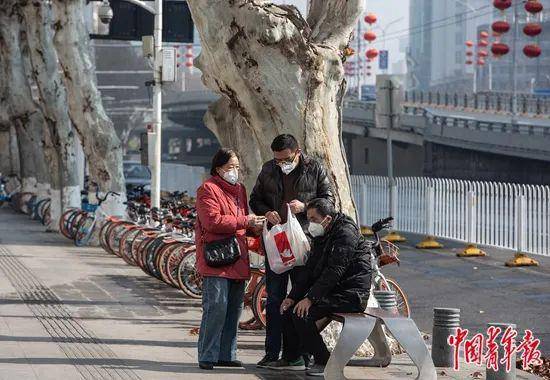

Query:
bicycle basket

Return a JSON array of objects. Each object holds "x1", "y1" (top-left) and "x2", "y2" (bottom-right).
[
  {"x1": 83, "y1": 203, "x2": 99, "y2": 213},
  {"x1": 378, "y1": 240, "x2": 400, "y2": 267}
]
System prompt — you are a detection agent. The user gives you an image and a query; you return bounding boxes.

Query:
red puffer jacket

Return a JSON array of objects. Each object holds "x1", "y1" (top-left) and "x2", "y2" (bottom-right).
[{"x1": 195, "y1": 175, "x2": 251, "y2": 280}]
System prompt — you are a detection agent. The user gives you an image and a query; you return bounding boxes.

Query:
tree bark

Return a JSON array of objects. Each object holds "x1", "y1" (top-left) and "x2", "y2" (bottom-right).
[
  {"x1": 186, "y1": 0, "x2": 361, "y2": 217},
  {"x1": 19, "y1": 0, "x2": 81, "y2": 216},
  {"x1": 0, "y1": 6, "x2": 49, "y2": 196},
  {"x1": 51, "y1": 0, "x2": 126, "y2": 216}
]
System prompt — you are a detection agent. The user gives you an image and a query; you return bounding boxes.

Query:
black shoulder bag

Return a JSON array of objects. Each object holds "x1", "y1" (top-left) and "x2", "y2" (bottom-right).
[{"x1": 202, "y1": 193, "x2": 242, "y2": 268}]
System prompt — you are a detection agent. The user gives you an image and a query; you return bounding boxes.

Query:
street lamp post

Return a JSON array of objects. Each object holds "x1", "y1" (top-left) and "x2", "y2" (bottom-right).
[
  {"x1": 373, "y1": 17, "x2": 404, "y2": 74},
  {"x1": 101, "y1": 0, "x2": 162, "y2": 209}
]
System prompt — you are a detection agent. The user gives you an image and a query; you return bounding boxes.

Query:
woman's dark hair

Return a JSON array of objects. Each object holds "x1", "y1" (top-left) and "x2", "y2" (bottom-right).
[
  {"x1": 210, "y1": 148, "x2": 237, "y2": 176},
  {"x1": 270, "y1": 134, "x2": 298, "y2": 152},
  {"x1": 306, "y1": 198, "x2": 336, "y2": 217}
]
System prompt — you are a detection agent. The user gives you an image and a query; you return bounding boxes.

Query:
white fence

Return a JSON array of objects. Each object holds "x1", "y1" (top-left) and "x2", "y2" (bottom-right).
[
  {"x1": 351, "y1": 176, "x2": 550, "y2": 257},
  {"x1": 161, "y1": 163, "x2": 205, "y2": 196}
]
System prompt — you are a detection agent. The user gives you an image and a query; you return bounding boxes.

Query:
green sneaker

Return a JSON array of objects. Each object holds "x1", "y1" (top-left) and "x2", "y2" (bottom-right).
[{"x1": 267, "y1": 357, "x2": 306, "y2": 371}]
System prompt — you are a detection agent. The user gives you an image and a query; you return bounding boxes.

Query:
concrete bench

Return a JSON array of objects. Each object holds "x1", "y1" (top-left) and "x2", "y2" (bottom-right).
[{"x1": 324, "y1": 307, "x2": 437, "y2": 380}]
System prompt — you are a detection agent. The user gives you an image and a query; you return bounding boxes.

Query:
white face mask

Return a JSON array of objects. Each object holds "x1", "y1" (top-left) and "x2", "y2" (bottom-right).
[
  {"x1": 221, "y1": 168, "x2": 239, "y2": 185},
  {"x1": 308, "y1": 221, "x2": 325, "y2": 237},
  {"x1": 279, "y1": 160, "x2": 298, "y2": 175}
]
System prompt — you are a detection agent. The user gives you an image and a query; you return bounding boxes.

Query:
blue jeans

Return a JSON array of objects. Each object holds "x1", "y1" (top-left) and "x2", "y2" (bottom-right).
[
  {"x1": 264, "y1": 259, "x2": 290, "y2": 360},
  {"x1": 198, "y1": 276, "x2": 245, "y2": 363}
]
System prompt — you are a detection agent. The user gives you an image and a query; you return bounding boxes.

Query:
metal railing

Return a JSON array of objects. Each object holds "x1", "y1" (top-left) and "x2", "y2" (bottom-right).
[
  {"x1": 404, "y1": 91, "x2": 550, "y2": 117},
  {"x1": 351, "y1": 175, "x2": 550, "y2": 256}
]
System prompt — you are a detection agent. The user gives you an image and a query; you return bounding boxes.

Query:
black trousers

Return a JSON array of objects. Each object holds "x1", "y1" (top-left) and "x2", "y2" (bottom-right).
[{"x1": 281, "y1": 296, "x2": 365, "y2": 365}]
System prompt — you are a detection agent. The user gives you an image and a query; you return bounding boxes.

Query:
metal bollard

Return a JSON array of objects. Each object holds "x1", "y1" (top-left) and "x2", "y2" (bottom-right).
[
  {"x1": 431, "y1": 308, "x2": 460, "y2": 367},
  {"x1": 486, "y1": 323, "x2": 517, "y2": 380},
  {"x1": 373, "y1": 290, "x2": 397, "y2": 310}
]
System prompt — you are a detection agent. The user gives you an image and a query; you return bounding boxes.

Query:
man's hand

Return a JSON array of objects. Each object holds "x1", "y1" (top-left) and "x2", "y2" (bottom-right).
[
  {"x1": 280, "y1": 298, "x2": 295, "y2": 315},
  {"x1": 293, "y1": 297, "x2": 312, "y2": 318},
  {"x1": 288, "y1": 200, "x2": 305, "y2": 215},
  {"x1": 265, "y1": 211, "x2": 282, "y2": 225}
]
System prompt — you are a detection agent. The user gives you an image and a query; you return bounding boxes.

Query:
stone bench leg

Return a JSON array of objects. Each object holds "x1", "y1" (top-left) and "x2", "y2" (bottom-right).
[
  {"x1": 364, "y1": 319, "x2": 392, "y2": 367},
  {"x1": 383, "y1": 318, "x2": 437, "y2": 380},
  {"x1": 324, "y1": 316, "x2": 377, "y2": 380}
]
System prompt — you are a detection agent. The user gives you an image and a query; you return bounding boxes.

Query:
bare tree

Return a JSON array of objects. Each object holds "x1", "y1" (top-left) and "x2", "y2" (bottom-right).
[
  {"x1": 0, "y1": 6, "x2": 49, "y2": 197},
  {"x1": 52, "y1": 0, "x2": 126, "y2": 215},
  {"x1": 18, "y1": 0, "x2": 82, "y2": 225},
  {"x1": 186, "y1": 0, "x2": 361, "y2": 217}
]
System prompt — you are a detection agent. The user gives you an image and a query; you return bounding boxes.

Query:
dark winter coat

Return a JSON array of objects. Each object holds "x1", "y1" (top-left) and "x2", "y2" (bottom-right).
[
  {"x1": 249, "y1": 155, "x2": 335, "y2": 230},
  {"x1": 288, "y1": 213, "x2": 372, "y2": 310}
]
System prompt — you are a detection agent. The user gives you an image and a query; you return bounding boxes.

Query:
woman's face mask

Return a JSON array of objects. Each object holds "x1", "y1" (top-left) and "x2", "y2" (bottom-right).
[{"x1": 220, "y1": 168, "x2": 239, "y2": 185}]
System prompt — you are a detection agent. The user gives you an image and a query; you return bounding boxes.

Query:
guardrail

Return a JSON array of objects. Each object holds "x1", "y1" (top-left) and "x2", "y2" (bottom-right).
[
  {"x1": 404, "y1": 91, "x2": 550, "y2": 117},
  {"x1": 351, "y1": 175, "x2": 549, "y2": 257}
]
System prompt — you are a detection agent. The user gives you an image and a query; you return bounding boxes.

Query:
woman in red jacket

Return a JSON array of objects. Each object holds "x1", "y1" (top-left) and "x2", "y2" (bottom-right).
[{"x1": 196, "y1": 148, "x2": 265, "y2": 370}]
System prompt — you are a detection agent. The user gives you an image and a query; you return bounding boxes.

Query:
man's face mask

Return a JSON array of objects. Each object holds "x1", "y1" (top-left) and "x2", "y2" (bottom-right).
[
  {"x1": 308, "y1": 215, "x2": 331, "y2": 237},
  {"x1": 275, "y1": 151, "x2": 299, "y2": 175}
]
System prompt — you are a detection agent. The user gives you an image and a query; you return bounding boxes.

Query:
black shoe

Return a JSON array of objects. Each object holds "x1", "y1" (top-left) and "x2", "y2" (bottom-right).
[
  {"x1": 257, "y1": 355, "x2": 279, "y2": 368},
  {"x1": 306, "y1": 364, "x2": 325, "y2": 377},
  {"x1": 199, "y1": 361, "x2": 214, "y2": 370},
  {"x1": 216, "y1": 360, "x2": 243, "y2": 367}
]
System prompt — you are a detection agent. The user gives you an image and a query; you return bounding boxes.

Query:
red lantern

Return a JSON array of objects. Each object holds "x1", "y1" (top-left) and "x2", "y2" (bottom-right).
[
  {"x1": 363, "y1": 31, "x2": 377, "y2": 42},
  {"x1": 186, "y1": 44, "x2": 193, "y2": 49},
  {"x1": 477, "y1": 59, "x2": 485, "y2": 65},
  {"x1": 185, "y1": 61, "x2": 194, "y2": 67},
  {"x1": 185, "y1": 53, "x2": 194, "y2": 58},
  {"x1": 478, "y1": 50, "x2": 488, "y2": 57},
  {"x1": 466, "y1": 60, "x2": 473, "y2": 65},
  {"x1": 523, "y1": 44, "x2": 542, "y2": 58},
  {"x1": 479, "y1": 31, "x2": 489, "y2": 38},
  {"x1": 478, "y1": 40, "x2": 489, "y2": 47},
  {"x1": 491, "y1": 42, "x2": 510, "y2": 56},
  {"x1": 364, "y1": 13, "x2": 377, "y2": 25},
  {"x1": 493, "y1": 0, "x2": 512, "y2": 11},
  {"x1": 465, "y1": 40, "x2": 474, "y2": 47},
  {"x1": 466, "y1": 51, "x2": 474, "y2": 56},
  {"x1": 524, "y1": 23, "x2": 542, "y2": 37},
  {"x1": 492, "y1": 20, "x2": 511, "y2": 34},
  {"x1": 366, "y1": 48, "x2": 378, "y2": 59},
  {"x1": 525, "y1": 0, "x2": 543, "y2": 14}
]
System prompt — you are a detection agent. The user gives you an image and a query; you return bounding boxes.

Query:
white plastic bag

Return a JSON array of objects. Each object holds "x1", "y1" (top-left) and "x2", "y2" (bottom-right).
[{"x1": 263, "y1": 205, "x2": 310, "y2": 274}]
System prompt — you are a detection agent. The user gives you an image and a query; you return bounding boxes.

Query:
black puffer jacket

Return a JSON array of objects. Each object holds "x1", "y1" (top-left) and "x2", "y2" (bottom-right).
[
  {"x1": 249, "y1": 155, "x2": 335, "y2": 229},
  {"x1": 288, "y1": 213, "x2": 372, "y2": 309}
]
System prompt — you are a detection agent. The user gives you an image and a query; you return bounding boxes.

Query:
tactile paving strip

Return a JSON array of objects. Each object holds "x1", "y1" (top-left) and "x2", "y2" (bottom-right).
[{"x1": 0, "y1": 244, "x2": 142, "y2": 380}]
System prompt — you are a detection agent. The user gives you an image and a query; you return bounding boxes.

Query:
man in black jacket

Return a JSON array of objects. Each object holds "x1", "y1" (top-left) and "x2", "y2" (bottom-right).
[
  {"x1": 269, "y1": 198, "x2": 372, "y2": 376},
  {"x1": 249, "y1": 134, "x2": 335, "y2": 367}
]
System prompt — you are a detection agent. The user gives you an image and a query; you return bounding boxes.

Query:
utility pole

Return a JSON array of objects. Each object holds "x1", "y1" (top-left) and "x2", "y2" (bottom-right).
[
  {"x1": 357, "y1": 18, "x2": 362, "y2": 100},
  {"x1": 511, "y1": 0, "x2": 519, "y2": 124},
  {"x1": 151, "y1": 0, "x2": 162, "y2": 209}
]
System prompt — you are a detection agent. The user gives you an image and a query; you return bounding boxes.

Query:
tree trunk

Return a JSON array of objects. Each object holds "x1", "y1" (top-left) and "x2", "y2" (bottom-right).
[
  {"x1": 0, "y1": 7, "x2": 49, "y2": 197},
  {"x1": 19, "y1": 0, "x2": 81, "y2": 217},
  {"x1": 52, "y1": 0, "x2": 126, "y2": 216},
  {"x1": 186, "y1": 0, "x2": 360, "y2": 218}
]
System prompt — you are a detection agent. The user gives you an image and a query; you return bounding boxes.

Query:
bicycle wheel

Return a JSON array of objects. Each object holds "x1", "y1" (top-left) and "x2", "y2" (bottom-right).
[
  {"x1": 118, "y1": 227, "x2": 142, "y2": 265},
  {"x1": 177, "y1": 250, "x2": 202, "y2": 299},
  {"x1": 59, "y1": 209, "x2": 78, "y2": 239},
  {"x1": 74, "y1": 215, "x2": 97, "y2": 246},
  {"x1": 106, "y1": 221, "x2": 135, "y2": 257},
  {"x1": 156, "y1": 241, "x2": 181, "y2": 285},
  {"x1": 378, "y1": 276, "x2": 410, "y2": 318},
  {"x1": 252, "y1": 275, "x2": 267, "y2": 328},
  {"x1": 166, "y1": 244, "x2": 193, "y2": 288}
]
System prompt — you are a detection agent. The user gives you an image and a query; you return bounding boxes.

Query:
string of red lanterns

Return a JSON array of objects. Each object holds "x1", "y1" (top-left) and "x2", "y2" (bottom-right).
[
  {"x1": 363, "y1": 12, "x2": 378, "y2": 78},
  {"x1": 490, "y1": 0, "x2": 544, "y2": 59}
]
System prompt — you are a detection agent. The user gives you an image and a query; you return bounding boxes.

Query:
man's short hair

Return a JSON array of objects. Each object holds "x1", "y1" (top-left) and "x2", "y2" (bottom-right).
[
  {"x1": 306, "y1": 198, "x2": 336, "y2": 218},
  {"x1": 271, "y1": 134, "x2": 299, "y2": 152}
]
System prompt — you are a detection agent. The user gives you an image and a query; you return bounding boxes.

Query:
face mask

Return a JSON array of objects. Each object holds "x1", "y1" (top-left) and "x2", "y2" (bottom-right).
[
  {"x1": 221, "y1": 168, "x2": 238, "y2": 185},
  {"x1": 279, "y1": 161, "x2": 298, "y2": 175},
  {"x1": 308, "y1": 221, "x2": 325, "y2": 237}
]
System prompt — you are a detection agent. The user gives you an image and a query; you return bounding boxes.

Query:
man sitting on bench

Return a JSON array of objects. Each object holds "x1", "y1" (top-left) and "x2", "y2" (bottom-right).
[{"x1": 267, "y1": 198, "x2": 372, "y2": 376}]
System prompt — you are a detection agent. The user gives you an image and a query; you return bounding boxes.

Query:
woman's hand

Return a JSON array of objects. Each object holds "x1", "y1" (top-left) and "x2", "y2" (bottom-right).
[
  {"x1": 265, "y1": 211, "x2": 282, "y2": 225},
  {"x1": 247, "y1": 214, "x2": 266, "y2": 228}
]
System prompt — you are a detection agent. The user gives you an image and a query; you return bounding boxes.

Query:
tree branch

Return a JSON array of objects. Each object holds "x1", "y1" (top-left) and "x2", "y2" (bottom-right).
[{"x1": 307, "y1": 0, "x2": 363, "y2": 49}]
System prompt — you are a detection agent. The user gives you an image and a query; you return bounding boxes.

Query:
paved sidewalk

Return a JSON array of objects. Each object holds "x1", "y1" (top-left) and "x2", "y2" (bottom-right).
[{"x1": 0, "y1": 207, "x2": 540, "y2": 379}]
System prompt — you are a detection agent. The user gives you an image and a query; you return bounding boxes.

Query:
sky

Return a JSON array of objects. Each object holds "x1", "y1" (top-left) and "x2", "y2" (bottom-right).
[{"x1": 270, "y1": 0, "x2": 411, "y2": 83}]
